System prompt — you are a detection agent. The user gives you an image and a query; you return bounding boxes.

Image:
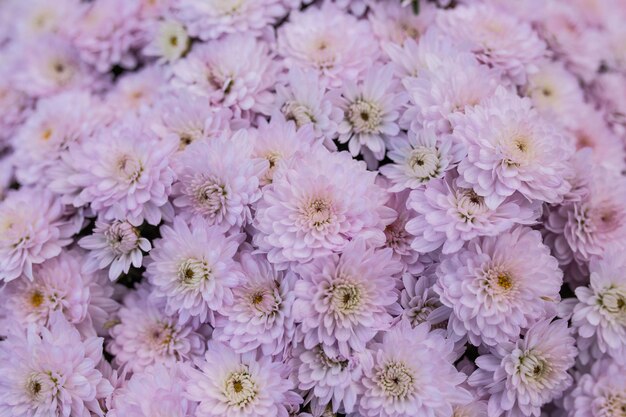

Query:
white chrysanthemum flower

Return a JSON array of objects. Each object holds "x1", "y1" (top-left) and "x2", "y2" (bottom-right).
[
  {"x1": 108, "y1": 284, "x2": 207, "y2": 373},
  {"x1": 172, "y1": 130, "x2": 267, "y2": 231},
  {"x1": 0, "y1": 188, "x2": 75, "y2": 282},
  {"x1": 185, "y1": 341, "x2": 302, "y2": 417},
  {"x1": 79, "y1": 218, "x2": 151, "y2": 281},
  {"x1": 293, "y1": 238, "x2": 402, "y2": 356},
  {"x1": 174, "y1": 0, "x2": 286, "y2": 41},
  {"x1": 215, "y1": 251, "x2": 296, "y2": 356},
  {"x1": 1, "y1": 250, "x2": 118, "y2": 338},
  {"x1": 469, "y1": 319, "x2": 577, "y2": 417},
  {"x1": 171, "y1": 34, "x2": 278, "y2": 115},
  {"x1": 143, "y1": 19, "x2": 190, "y2": 64},
  {"x1": 435, "y1": 226, "x2": 562, "y2": 346},
  {"x1": 296, "y1": 343, "x2": 372, "y2": 415},
  {"x1": 452, "y1": 87, "x2": 574, "y2": 210},
  {"x1": 253, "y1": 145, "x2": 394, "y2": 269},
  {"x1": 146, "y1": 216, "x2": 244, "y2": 323},
  {"x1": 358, "y1": 320, "x2": 472, "y2": 417},
  {"x1": 572, "y1": 246, "x2": 626, "y2": 364},
  {"x1": 277, "y1": 3, "x2": 379, "y2": 88},
  {"x1": 0, "y1": 313, "x2": 113, "y2": 417},
  {"x1": 380, "y1": 128, "x2": 465, "y2": 192}
]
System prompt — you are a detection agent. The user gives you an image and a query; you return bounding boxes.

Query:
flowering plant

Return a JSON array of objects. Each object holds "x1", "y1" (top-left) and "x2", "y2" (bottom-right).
[{"x1": 0, "y1": 1, "x2": 625, "y2": 417}]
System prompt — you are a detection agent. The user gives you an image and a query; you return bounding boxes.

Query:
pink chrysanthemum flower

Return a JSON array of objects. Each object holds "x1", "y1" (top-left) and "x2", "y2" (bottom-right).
[
  {"x1": 12, "y1": 91, "x2": 104, "y2": 187},
  {"x1": 8, "y1": 0, "x2": 79, "y2": 40},
  {"x1": 0, "y1": 313, "x2": 113, "y2": 417},
  {"x1": 60, "y1": 122, "x2": 177, "y2": 226},
  {"x1": 107, "y1": 284, "x2": 207, "y2": 373},
  {"x1": 171, "y1": 34, "x2": 278, "y2": 115},
  {"x1": 78, "y1": 218, "x2": 151, "y2": 281},
  {"x1": 368, "y1": 0, "x2": 437, "y2": 46},
  {"x1": 293, "y1": 238, "x2": 402, "y2": 356},
  {"x1": 105, "y1": 67, "x2": 165, "y2": 117},
  {"x1": 358, "y1": 320, "x2": 472, "y2": 417},
  {"x1": 435, "y1": 226, "x2": 562, "y2": 346},
  {"x1": 172, "y1": 130, "x2": 266, "y2": 230},
  {"x1": 400, "y1": 272, "x2": 449, "y2": 329},
  {"x1": 1, "y1": 250, "x2": 118, "y2": 338},
  {"x1": 151, "y1": 90, "x2": 235, "y2": 150},
  {"x1": 0, "y1": 188, "x2": 75, "y2": 282},
  {"x1": 564, "y1": 357, "x2": 626, "y2": 417},
  {"x1": 253, "y1": 146, "x2": 394, "y2": 269},
  {"x1": 334, "y1": 64, "x2": 407, "y2": 160},
  {"x1": 146, "y1": 216, "x2": 244, "y2": 323},
  {"x1": 173, "y1": 0, "x2": 285, "y2": 41},
  {"x1": 10, "y1": 36, "x2": 103, "y2": 98},
  {"x1": 252, "y1": 112, "x2": 317, "y2": 186},
  {"x1": 108, "y1": 363, "x2": 195, "y2": 417},
  {"x1": 469, "y1": 319, "x2": 577, "y2": 417},
  {"x1": 405, "y1": 173, "x2": 541, "y2": 255},
  {"x1": 185, "y1": 341, "x2": 302, "y2": 417},
  {"x1": 0, "y1": 72, "x2": 32, "y2": 144},
  {"x1": 68, "y1": 0, "x2": 145, "y2": 72},
  {"x1": 524, "y1": 61, "x2": 586, "y2": 129},
  {"x1": 295, "y1": 343, "x2": 372, "y2": 415},
  {"x1": 401, "y1": 55, "x2": 500, "y2": 134},
  {"x1": 572, "y1": 246, "x2": 626, "y2": 364},
  {"x1": 379, "y1": 188, "x2": 422, "y2": 274},
  {"x1": 274, "y1": 67, "x2": 343, "y2": 145},
  {"x1": 380, "y1": 128, "x2": 465, "y2": 192},
  {"x1": 437, "y1": 3, "x2": 548, "y2": 85},
  {"x1": 277, "y1": 3, "x2": 379, "y2": 88},
  {"x1": 452, "y1": 87, "x2": 573, "y2": 209},
  {"x1": 545, "y1": 167, "x2": 626, "y2": 265},
  {"x1": 215, "y1": 251, "x2": 297, "y2": 356}
]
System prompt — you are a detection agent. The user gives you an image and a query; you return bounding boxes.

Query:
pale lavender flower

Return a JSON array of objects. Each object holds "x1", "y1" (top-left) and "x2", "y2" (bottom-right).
[
  {"x1": 0, "y1": 313, "x2": 113, "y2": 417},
  {"x1": 563, "y1": 357, "x2": 626, "y2": 417},
  {"x1": 142, "y1": 19, "x2": 190, "y2": 64},
  {"x1": 405, "y1": 173, "x2": 541, "y2": 255},
  {"x1": 277, "y1": 3, "x2": 379, "y2": 88},
  {"x1": 214, "y1": 251, "x2": 297, "y2": 356},
  {"x1": 78, "y1": 218, "x2": 151, "y2": 281},
  {"x1": 334, "y1": 64, "x2": 407, "y2": 160},
  {"x1": 357, "y1": 320, "x2": 472, "y2": 417},
  {"x1": 572, "y1": 246, "x2": 626, "y2": 364},
  {"x1": 171, "y1": 34, "x2": 278, "y2": 115},
  {"x1": 400, "y1": 272, "x2": 449, "y2": 329},
  {"x1": 469, "y1": 319, "x2": 577, "y2": 417},
  {"x1": 146, "y1": 216, "x2": 244, "y2": 323},
  {"x1": 185, "y1": 341, "x2": 302, "y2": 417},
  {"x1": 108, "y1": 363, "x2": 196, "y2": 417},
  {"x1": 435, "y1": 226, "x2": 562, "y2": 346},
  {"x1": 452, "y1": 87, "x2": 573, "y2": 209},
  {"x1": 0, "y1": 188, "x2": 75, "y2": 282},
  {"x1": 172, "y1": 130, "x2": 267, "y2": 231},
  {"x1": 253, "y1": 146, "x2": 394, "y2": 269},
  {"x1": 1, "y1": 250, "x2": 118, "y2": 338},
  {"x1": 293, "y1": 238, "x2": 402, "y2": 356},
  {"x1": 380, "y1": 128, "x2": 466, "y2": 192},
  {"x1": 59, "y1": 122, "x2": 177, "y2": 226},
  {"x1": 107, "y1": 284, "x2": 207, "y2": 373}
]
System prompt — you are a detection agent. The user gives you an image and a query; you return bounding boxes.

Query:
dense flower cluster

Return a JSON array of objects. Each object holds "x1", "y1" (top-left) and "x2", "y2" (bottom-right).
[{"x1": 0, "y1": 1, "x2": 625, "y2": 417}]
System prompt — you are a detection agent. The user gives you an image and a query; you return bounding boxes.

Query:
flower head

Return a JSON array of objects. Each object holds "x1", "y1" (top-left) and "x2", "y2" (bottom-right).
[
  {"x1": 185, "y1": 341, "x2": 302, "y2": 417},
  {"x1": 469, "y1": 319, "x2": 577, "y2": 417},
  {"x1": 293, "y1": 238, "x2": 402, "y2": 356},
  {"x1": 435, "y1": 226, "x2": 562, "y2": 346}
]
